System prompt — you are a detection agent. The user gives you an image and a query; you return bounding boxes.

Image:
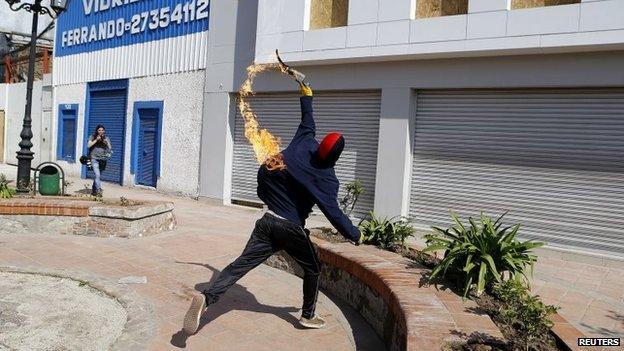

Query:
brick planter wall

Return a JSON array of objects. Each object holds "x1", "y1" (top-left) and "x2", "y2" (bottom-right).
[
  {"x1": 265, "y1": 232, "x2": 503, "y2": 351},
  {"x1": 268, "y1": 249, "x2": 399, "y2": 348},
  {"x1": 0, "y1": 198, "x2": 176, "y2": 238}
]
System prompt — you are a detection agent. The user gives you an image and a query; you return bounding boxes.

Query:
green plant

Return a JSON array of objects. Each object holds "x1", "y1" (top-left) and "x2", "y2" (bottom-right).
[
  {"x1": 0, "y1": 174, "x2": 16, "y2": 199},
  {"x1": 493, "y1": 279, "x2": 559, "y2": 350},
  {"x1": 340, "y1": 179, "x2": 364, "y2": 216},
  {"x1": 358, "y1": 211, "x2": 414, "y2": 250},
  {"x1": 424, "y1": 211, "x2": 544, "y2": 297}
]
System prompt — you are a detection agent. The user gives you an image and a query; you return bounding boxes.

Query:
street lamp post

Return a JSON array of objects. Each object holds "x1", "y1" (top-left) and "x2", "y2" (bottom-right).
[{"x1": 4, "y1": 0, "x2": 67, "y2": 193}]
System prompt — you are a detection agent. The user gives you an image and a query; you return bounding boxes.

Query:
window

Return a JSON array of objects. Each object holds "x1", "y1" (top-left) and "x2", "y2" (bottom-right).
[
  {"x1": 416, "y1": 0, "x2": 468, "y2": 18},
  {"x1": 309, "y1": 0, "x2": 349, "y2": 30},
  {"x1": 511, "y1": 0, "x2": 579, "y2": 10},
  {"x1": 57, "y1": 104, "x2": 78, "y2": 162}
]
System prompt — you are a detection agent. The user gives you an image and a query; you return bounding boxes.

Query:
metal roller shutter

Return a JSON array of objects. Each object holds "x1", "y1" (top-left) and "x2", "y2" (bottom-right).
[
  {"x1": 410, "y1": 89, "x2": 624, "y2": 257},
  {"x1": 62, "y1": 117, "x2": 76, "y2": 160},
  {"x1": 138, "y1": 116, "x2": 158, "y2": 187},
  {"x1": 86, "y1": 80, "x2": 128, "y2": 184},
  {"x1": 232, "y1": 91, "x2": 381, "y2": 218}
]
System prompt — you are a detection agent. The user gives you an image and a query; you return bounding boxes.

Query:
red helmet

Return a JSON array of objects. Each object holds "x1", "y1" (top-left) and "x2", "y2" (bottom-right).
[{"x1": 318, "y1": 132, "x2": 345, "y2": 165}]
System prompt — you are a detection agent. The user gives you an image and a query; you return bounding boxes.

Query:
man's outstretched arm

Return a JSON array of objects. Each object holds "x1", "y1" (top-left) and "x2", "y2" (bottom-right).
[
  {"x1": 316, "y1": 194, "x2": 363, "y2": 244},
  {"x1": 293, "y1": 84, "x2": 316, "y2": 140}
]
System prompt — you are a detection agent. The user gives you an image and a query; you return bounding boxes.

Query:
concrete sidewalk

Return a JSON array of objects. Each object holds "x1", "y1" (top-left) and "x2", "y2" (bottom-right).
[
  {"x1": 1, "y1": 163, "x2": 622, "y2": 347},
  {"x1": 531, "y1": 255, "x2": 624, "y2": 340},
  {"x1": 408, "y1": 232, "x2": 624, "y2": 341},
  {"x1": 0, "y1": 164, "x2": 384, "y2": 350}
]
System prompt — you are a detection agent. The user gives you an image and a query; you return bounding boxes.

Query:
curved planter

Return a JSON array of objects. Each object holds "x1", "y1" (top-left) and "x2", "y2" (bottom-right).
[{"x1": 265, "y1": 233, "x2": 503, "y2": 351}]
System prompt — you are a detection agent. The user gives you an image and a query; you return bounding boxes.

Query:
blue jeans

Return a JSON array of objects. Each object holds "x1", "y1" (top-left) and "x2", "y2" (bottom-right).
[{"x1": 92, "y1": 158, "x2": 102, "y2": 193}]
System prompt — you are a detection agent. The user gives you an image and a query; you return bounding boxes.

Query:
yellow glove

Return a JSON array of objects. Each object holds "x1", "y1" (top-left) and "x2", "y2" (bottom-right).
[
  {"x1": 352, "y1": 231, "x2": 364, "y2": 246},
  {"x1": 300, "y1": 84, "x2": 313, "y2": 97}
]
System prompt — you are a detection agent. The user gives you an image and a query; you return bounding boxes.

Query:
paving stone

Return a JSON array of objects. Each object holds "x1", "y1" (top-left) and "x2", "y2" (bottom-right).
[
  {"x1": 2, "y1": 166, "x2": 620, "y2": 349},
  {"x1": 0, "y1": 171, "x2": 385, "y2": 350}
]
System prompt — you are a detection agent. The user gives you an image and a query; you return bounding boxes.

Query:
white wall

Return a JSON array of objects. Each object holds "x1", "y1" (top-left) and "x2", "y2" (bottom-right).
[
  {"x1": 2, "y1": 81, "x2": 45, "y2": 166},
  {"x1": 127, "y1": 71, "x2": 204, "y2": 196},
  {"x1": 200, "y1": 0, "x2": 258, "y2": 201},
  {"x1": 0, "y1": 83, "x2": 6, "y2": 164},
  {"x1": 53, "y1": 72, "x2": 204, "y2": 196},
  {"x1": 40, "y1": 74, "x2": 53, "y2": 162},
  {"x1": 255, "y1": 0, "x2": 624, "y2": 64},
  {"x1": 0, "y1": 84, "x2": 7, "y2": 110}
]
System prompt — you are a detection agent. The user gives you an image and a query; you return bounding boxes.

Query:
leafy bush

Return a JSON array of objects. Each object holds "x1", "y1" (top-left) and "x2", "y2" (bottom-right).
[
  {"x1": 359, "y1": 212, "x2": 414, "y2": 250},
  {"x1": 424, "y1": 211, "x2": 543, "y2": 297},
  {"x1": 0, "y1": 174, "x2": 16, "y2": 199},
  {"x1": 340, "y1": 179, "x2": 364, "y2": 216},
  {"x1": 492, "y1": 279, "x2": 559, "y2": 350}
]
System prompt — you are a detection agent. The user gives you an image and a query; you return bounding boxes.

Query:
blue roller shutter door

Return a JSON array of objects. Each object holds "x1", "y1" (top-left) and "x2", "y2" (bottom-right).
[
  {"x1": 87, "y1": 83, "x2": 127, "y2": 184},
  {"x1": 62, "y1": 118, "x2": 76, "y2": 160},
  {"x1": 58, "y1": 106, "x2": 77, "y2": 162},
  {"x1": 137, "y1": 109, "x2": 159, "y2": 187}
]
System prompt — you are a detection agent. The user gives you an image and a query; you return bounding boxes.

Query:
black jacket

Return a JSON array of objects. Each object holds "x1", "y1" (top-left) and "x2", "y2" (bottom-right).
[{"x1": 256, "y1": 96, "x2": 360, "y2": 242}]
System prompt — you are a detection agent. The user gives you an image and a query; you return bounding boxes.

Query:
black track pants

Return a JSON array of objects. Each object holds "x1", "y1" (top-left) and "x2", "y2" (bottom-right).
[{"x1": 203, "y1": 213, "x2": 321, "y2": 319}]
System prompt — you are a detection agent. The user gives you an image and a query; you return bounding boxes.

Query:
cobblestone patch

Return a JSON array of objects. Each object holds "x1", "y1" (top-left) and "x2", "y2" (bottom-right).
[
  {"x1": 0, "y1": 271, "x2": 125, "y2": 351},
  {"x1": 0, "y1": 266, "x2": 156, "y2": 351}
]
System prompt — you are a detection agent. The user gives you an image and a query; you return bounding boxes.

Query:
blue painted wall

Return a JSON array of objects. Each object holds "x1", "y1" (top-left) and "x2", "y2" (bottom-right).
[{"x1": 55, "y1": 0, "x2": 210, "y2": 57}]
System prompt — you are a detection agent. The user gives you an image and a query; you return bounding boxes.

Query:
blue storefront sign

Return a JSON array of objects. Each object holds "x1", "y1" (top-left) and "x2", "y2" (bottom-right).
[{"x1": 55, "y1": 0, "x2": 210, "y2": 57}]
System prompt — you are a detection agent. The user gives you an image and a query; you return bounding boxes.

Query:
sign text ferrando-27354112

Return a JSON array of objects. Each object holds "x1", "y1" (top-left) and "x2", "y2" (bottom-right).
[{"x1": 55, "y1": 0, "x2": 210, "y2": 56}]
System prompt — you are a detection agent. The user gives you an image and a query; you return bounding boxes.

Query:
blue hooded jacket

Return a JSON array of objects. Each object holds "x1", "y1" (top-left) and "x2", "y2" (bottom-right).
[{"x1": 256, "y1": 96, "x2": 361, "y2": 242}]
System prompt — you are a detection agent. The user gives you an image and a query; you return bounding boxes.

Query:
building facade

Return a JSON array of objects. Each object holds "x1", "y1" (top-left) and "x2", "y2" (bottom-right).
[
  {"x1": 52, "y1": 0, "x2": 209, "y2": 195},
  {"x1": 201, "y1": 0, "x2": 624, "y2": 259},
  {"x1": 51, "y1": 0, "x2": 624, "y2": 259},
  {"x1": 1, "y1": 75, "x2": 53, "y2": 166}
]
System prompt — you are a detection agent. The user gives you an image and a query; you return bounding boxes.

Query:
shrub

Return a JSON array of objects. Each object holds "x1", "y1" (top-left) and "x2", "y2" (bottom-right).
[
  {"x1": 492, "y1": 279, "x2": 559, "y2": 350},
  {"x1": 359, "y1": 212, "x2": 414, "y2": 250},
  {"x1": 340, "y1": 179, "x2": 364, "y2": 216},
  {"x1": 424, "y1": 211, "x2": 544, "y2": 297},
  {"x1": 0, "y1": 174, "x2": 16, "y2": 199}
]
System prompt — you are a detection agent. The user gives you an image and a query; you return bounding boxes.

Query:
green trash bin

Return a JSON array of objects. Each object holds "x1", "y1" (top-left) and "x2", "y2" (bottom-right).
[{"x1": 39, "y1": 165, "x2": 60, "y2": 196}]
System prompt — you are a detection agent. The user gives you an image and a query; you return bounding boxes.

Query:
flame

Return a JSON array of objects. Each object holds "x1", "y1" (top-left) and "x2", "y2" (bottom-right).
[{"x1": 238, "y1": 62, "x2": 289, "y2": 171}]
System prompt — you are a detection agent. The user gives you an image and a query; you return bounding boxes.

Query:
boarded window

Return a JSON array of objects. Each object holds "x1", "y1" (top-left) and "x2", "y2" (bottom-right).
[
  {"x1": 511, "y1": 0, "x2": 579, "y2": 10},
  {"x1": 416, "y1": 0, "x2": 468, "y2": 18},
  {"x1": 310, "y1": 0, "x2": 349, "y2": 30}
]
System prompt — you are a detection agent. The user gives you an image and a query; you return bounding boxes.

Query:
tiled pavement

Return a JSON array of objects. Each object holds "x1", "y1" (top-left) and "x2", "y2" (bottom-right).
[
  {"x1": 1, "y1": 163, "x2": 623, "y2": 348},
  {"x1": 1, "y1": 230, "x2": 381, "y2": 351},
  {"x1": 531, "y1": 255, "x2": 624, "y2": 340},
  {"x1": 407, "y1": 236, "x2": 624, "y2": 343},
  {"x1": 0, "y1": 164, "x2": 383, "y2": 350}
]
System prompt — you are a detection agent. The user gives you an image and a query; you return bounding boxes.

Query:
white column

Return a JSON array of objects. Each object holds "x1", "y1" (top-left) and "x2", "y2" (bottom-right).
[{"x1": 373, "y1": 88, "x2": 413, "y2": 217}]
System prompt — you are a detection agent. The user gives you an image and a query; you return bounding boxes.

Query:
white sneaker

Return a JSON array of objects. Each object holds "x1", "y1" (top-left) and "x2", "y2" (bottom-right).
[
  {"x1": 299, "y1": 314, "x2": 326, "y2": 329},
  {"x1": 183, "y1": 293, "x2": 206, "y2": 334}
]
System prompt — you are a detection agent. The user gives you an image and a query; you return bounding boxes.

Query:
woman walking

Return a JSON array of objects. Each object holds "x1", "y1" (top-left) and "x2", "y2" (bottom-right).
[{"x1": 87, "y1": 124, "x2": 112, "y2": 196}]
